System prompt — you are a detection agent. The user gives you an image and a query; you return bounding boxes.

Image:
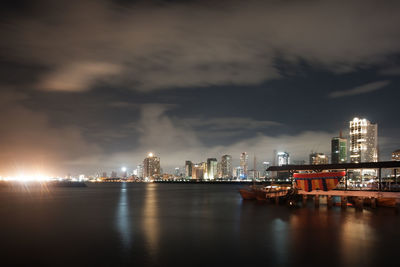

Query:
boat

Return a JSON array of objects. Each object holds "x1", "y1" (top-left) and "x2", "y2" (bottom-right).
[
  {"x1": 254, "y1": 185, "x2": 291, "y2": 201},
  {"x1": 293, "y1": 171, "x2": 346, "y2": 192},
  {"x1": 239, "y1": 186, "x2": 256, "y2": 200}
]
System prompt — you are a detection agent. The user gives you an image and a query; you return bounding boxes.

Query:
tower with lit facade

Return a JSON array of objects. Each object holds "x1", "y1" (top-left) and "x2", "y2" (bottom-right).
[
  {"x1": 143, "y1": 152, "x2": 160, "y2": 179},
  {"x1": 349, "y1": 117, "x2": 378, "y2": 163},
  {"x1": 185, "y1": 160, "x2": 193, "y2": 178},
  {"x1": 331, "y1": 135, "x2": 347, "y2": 164},
  {"x1": 206, "y1": 158, "x2": 218, "y2": 180},
  {"x1": 221, "y1": 154, "x2": 233, "y2": 178},
  {"x1": 309, "y1": 152, "x2": 329, "y2": 165},
  {"x1": 277, "y1": 152, "x2": 290, "y2": 166},
  {"x1": 240, "y1": 152, "x2": 248, "y2": 178}
]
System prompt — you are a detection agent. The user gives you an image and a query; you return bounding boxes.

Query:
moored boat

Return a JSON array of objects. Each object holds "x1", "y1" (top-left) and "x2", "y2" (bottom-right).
[{"x1": 239, "y1": 186, "x2": 256, "y2": 200}]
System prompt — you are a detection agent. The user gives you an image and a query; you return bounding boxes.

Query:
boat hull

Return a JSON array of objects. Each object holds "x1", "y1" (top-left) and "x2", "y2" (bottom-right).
[{"x1": 239, "y1": 188, "x2": 256, "y2": 200}]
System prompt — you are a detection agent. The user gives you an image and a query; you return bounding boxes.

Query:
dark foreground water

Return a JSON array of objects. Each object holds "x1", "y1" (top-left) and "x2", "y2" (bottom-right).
[{"x1": 0, "y1": 183, "x2": 399, "y2": 267}]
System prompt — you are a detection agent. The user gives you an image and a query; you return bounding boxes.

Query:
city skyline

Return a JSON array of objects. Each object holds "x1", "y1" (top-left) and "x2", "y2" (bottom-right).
[{"x1": 1, "y1": 0, "x2": 400, "y2": 176}]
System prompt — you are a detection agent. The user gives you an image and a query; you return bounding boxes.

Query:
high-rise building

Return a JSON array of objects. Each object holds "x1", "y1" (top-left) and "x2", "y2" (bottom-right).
[
  {"x1": 392, "y1": 149, "x2": 400, "y2": 161},
  {"x1": 101, "y1": 172, "x2": 107, "y2": 178},
  {"x1": 234, "y1": 166, "x2": 243, "y2": 179},
  {"x1": 206, "y1": 158, "x2": 218, "y2": 180},
  {"x1": 349, "y1": 117, "x2": 378, "y2": 163},
  {"x1": 331, "y1": 134, "x2": 347, "y2": 164},
  {"x1": 217, "y1": 162, "x2": 222, "y2": 178},
  {"x1": 392, "y1": 149, "x2": 400, "y2": 178},
  {"x1": 309, "y1": 152, "x2": 329, "y2": 165},
  {"x1": 192, "y1": 163, "x2": 204, "y2": 179},
  {"x1": 136, "y1": 164, "x2": 143, "y2": 179},
  {"x1": 143, "y1": 152, "x2": 161, "y2": 179},
  {"x1": 240, "y1": 152, "x2": 248, "y2": 178},
  {"x1": 221, "y1": 154, "x2": 233, "y2": 178},
  {"x1": 277, "y1": 152, "x2": 290, "y2": 166},
  {"x1": 110, "y1": 171, "x2": 118, "y2": 178},
  {"x1": 185, "y1": 161, "x2": 193, "y2": 178},
  {"x1": 262, "y1": 162, "x2": 270, "y2": 178}
]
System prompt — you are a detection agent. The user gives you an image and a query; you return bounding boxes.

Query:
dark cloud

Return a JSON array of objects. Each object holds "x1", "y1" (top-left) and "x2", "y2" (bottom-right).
[
  {"x1": 0, "y1": 0, "x2": 399, "y2": 175},
  {"x1": 329, "y1": 80, "x2": 390, "y2": 98}
]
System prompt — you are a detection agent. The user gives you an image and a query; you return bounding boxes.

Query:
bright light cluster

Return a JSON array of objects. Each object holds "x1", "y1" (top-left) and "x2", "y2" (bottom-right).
[{"x1": 0, "y1": 173, "x2": 55, "y2": 182}]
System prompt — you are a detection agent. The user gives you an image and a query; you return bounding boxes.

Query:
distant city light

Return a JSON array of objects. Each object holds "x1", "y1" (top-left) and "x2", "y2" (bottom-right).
[
  {"x1": 121, "y1": 167, "x2": 127, "y2": 172},
  {"x1": 148, "y1": 152, "x2": 153, "y2": 157}
]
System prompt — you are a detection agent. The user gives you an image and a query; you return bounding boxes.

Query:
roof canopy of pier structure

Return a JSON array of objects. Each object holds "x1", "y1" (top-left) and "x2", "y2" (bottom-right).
[{"x1": 267, "y1": 161, "x2": 400, "y2": 172}]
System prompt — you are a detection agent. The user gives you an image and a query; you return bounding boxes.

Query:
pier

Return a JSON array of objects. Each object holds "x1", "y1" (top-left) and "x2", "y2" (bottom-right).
[{"x1": 267, "y1": 161, "x2": 400, "y2": 210}]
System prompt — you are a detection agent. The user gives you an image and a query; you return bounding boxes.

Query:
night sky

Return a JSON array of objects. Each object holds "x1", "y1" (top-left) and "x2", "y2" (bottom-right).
[{"x1": 1, "y1": 0, "x2": 400, "y2": 176}]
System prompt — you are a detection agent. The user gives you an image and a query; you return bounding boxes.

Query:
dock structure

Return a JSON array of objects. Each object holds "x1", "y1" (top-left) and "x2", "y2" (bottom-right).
[{"x1": 267, "y1": 161, "x2": 400, "y2": 210}]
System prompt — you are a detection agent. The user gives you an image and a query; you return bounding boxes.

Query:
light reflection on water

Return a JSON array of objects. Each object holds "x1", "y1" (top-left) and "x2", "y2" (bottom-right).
[
  {"x1": 116, "y1": 182, "x2": 132, "y2": 249},
  {"x1": 142, "y1": 183, "x2": 159, "y2": 258},
  {"x1": 1, "y1": 183, "x2": 399, "y2": 266}
]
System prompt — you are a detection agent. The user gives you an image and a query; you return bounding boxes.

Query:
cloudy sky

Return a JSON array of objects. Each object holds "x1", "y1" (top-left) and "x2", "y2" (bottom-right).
[{"x1": 1, "y1": 0, "x2": 400, "y2": 176}]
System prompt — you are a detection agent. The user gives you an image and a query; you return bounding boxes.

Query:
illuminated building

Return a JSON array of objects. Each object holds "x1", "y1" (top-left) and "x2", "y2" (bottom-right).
[
  {"x1": 393, "y1": 149, "x2": 400, "y2": 178},
  {"x1": 277, "y1": 152, "x2": 290, "y2": 166},
  {"x1": 234, "y1": 166, "x2": 243, "y2": 179},
  {"x1": 262, "y1": 162, "x2": 270, "y2": 178},
  {"x1": 309, "y1": 152, "x2": 329, "y2": 165},
  {"x1": 349, "y1": 117, "x2": 378, "y2": 163},
  {"x1": 101, "y1": 172, "x2": 107, "y2": 178},
  {"x1": 110, "y1": 171, "x2": 118, "y2": 178},
  {"x1": 221, "y1": 154, "x2": 233, "y2": 178},
  {"x1": 174, "y1": 167, "x2": 180, "y2": 177},
  {"x1": 206, "y1": 158, "x2": 218, "y2": 180},
  {"x1": 393, "y1": 149, "x2": 400, "y2": 161},
  {"x1": 192, "y1": 163, "x2": 204, "y2": 179},
  {"x1": 331, "y1": 134, "x2": 347, "y2": 164},
  {"x1": 143, "y1": 152, "x2": 161, "y2": 179},
  {"x1": 185, "y1": 161, "x2": 192, "y2": 178},
  {"x1": 240, "y1": 152, "x2": 248, "y2": 178},
  {"x1": 136, "y1": 164, "x2": 143, "y2": 179}
]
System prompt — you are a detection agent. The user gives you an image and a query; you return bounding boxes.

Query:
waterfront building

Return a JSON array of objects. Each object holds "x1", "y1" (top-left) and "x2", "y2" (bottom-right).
[
  {"x1": 309, "y1": 152, "x2": 329, "y2": 165},
  {"x1": 206, "y1": 158, "x2": 218, "y2": 180},
  {"x1": 217, "y1": 162, "x2": 222, "y2": 178},
  {"x1": 393, "y1": 149, "x2": 400, "y2": 161},
  {"x1": 185, "y1": 161, "x2": 192, "y2": 178},
  {"x1": 393, "y1": 149, "x2": 400, "y2": 178},
  {"x1": 234, "y1": 166, "x2": 243, "y2": 179},
  {"x1": 331, "y1": 134, "x2": 347, "y2": 164},
  {"x1": 221, "y1": 154, "x2": 233, "y2": 178},
  {"x1": 143, "y1": 152, "x2": 161, "y2": 179},
  {"x1": 174, "y1": 167, "x2": 180, "y2": 177},
  {"x1": 240, "y1": 152, "x2": 248, "y2": 178},
  {"x1": 192, "y1": 163, "x2": 204, "y2": 179},
  {"x1": 277, "y1": 152, "x2": 290, "y2": 166},
  {"x1": 136, "y1": 164, "x2": 143, "y2": 179},
  {"x1": 262, "y1": 161, "x2": 270, "y2": 178},
  {"x1": 101, "y1": 172, "x2": 107, "y2": 178},
  {"x1": 110, "y1": 171, "x2": 118, "y2": 178},
  {"x1": 349, "y1": 117, "x2": 378, "y2": 163}
]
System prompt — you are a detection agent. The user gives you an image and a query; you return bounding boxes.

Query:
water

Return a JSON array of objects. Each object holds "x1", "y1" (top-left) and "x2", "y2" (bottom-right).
[{"x1": 0, "y1": 183, "x2": 399, "y2": 266}]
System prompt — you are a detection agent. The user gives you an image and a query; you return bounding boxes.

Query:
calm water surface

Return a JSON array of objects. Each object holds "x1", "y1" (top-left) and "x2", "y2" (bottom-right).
[{"x1": 0, "y1": 183, "x2": 399, "y2": 266}]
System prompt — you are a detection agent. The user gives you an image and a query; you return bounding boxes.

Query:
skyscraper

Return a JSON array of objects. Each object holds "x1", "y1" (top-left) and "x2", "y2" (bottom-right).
[
  {"x1": 240, "y1": 152, "x2": 248, "y2": 178},
  {"x1": 349, "y1": 117, "x2": 378, "y2": 163},
  {"x1": 192, "y1": 163, "x2": 204, "y2": 179},
  {"x1": 185, "y1": 160, "x2": 193, "y2": 178},
  {"x1": 262, "y1": 161, "x2": 270, "y2": 178},
  {"x1": 143, "y1": 152, "x2": 161, "y2": 179},
  {"x1": 331, "y1": 134, "x2": 347, "y2": 164},
  {"x1": 221, "y1": 154, "x2": 233, "y2": 178},
  {"x1": 309, "y1": 152, "x2": 329, "y2": 165},
  {"x1": 277, "y1": 152, "x2": 290, "y2": 166},
  {"x1": 206, "y1": 158, "x2": 218, "y2": 180}
]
